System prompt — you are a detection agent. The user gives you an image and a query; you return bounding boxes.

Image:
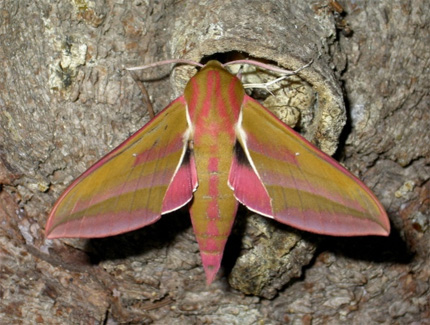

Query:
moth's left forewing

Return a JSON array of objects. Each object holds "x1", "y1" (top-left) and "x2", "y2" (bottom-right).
[
  {"x1": 46, "y1": 98, "x2": 193, "y2": 238},
  {"x1": 230, "y1": 96, "x2": 390, "y2": 237}
]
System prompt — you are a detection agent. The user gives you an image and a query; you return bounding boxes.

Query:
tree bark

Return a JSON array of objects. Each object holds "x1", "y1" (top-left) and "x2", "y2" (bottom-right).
[{"x1": 0, "y1": 0, "x2": 428, "y2": 323}]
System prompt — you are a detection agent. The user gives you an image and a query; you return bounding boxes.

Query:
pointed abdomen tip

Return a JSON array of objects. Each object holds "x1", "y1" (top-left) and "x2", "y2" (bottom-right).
[{"x1": 200, "y1": 253, "x2": 223, "y2": 285}]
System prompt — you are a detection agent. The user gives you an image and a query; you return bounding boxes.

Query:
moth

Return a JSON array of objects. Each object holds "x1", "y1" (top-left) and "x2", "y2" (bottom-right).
[{"x1": 46, "y1": 60, "x2": 390, "y2": 284}]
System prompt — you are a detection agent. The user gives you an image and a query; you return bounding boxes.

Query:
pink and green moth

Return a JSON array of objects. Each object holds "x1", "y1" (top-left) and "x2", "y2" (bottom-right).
[{"x1": 45, "y1": 60, "x2": 390, "y2": 284}]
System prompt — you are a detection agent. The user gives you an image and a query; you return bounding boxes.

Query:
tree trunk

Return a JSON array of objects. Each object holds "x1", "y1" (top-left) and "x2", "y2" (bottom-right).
[{"x1": 0, "y1": 0, "x2": 428, "y2": 323}]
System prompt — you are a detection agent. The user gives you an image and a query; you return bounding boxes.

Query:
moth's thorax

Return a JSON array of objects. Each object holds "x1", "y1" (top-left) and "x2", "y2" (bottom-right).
[{"x1": 184, "y1": 61, "x2": 245, "y2": 135}]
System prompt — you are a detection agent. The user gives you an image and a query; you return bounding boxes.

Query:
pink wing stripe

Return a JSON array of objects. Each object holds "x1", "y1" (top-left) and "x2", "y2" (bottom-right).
[
  {"x1": 228, "y1": 154, "x2": 273, "y2": 216},
  {"x1": 70, "y1": 170, "x2": 174, "y2": 215},
  {"x1": 162, "y1": 154, "x2": 198, "y2": 213},
  {"x1": 245, "y1": 132, "x2": 298, "y2": 165},
  {"x1": 47, "y1": 208, "x2": 160, "y2": 238},
  {"x1": 255, "y1": 169, "x2": 368, "y2": 215},
  {"x1": 275, "y1": 207, "x2": 389, "y2": 236},
  {"x1": 133, "y1": 133, "x2": 185, "y2": 166}
]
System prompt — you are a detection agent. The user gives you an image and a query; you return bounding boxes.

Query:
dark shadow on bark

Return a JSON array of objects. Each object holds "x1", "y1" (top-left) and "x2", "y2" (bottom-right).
[
  {"x1": 221, "y1": 206, "x2": 249, "y2": 277},
  {"x1": 319, "y1": 222, "x2": 413, "y2": 264},
  {"x1": 87, "y1": 209, "x2": 192, "y2": 263}
]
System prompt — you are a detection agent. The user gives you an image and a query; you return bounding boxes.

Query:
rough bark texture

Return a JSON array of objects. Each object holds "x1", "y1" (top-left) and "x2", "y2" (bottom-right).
[{"x1": 0, "y1": 0, "x2": 429, "y2": 324}]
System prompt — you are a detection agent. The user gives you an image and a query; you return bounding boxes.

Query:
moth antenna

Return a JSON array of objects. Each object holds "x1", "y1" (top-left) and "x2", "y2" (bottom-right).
[
  {"x1": 224, "y1": 58, "x2": 313, "y2": 75},
  {"x1": 127, "y1": 59, "x2": 203, "y2": 72},
  {"x1": 127, "y1": 70, "x2": 155, "y2": 119},
  {"x1": 127, "y1": 59, "x2": 204, "y2": 119},
  {"x1": 243, "y1": 60, "x2": 313, "y2": 90}
]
